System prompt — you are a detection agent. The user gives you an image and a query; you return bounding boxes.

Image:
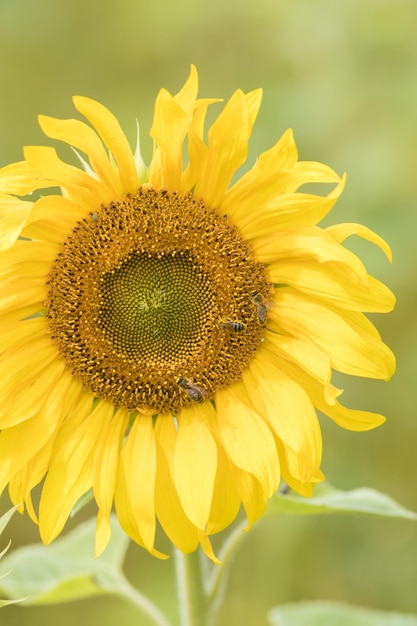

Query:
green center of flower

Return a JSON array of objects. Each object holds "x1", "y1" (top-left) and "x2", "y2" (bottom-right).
[
  {"x1": 99, "y1": 252, "x2": 214, "y2": 362},
  {"x1": 45, "y1": 188, "x2": 271, "y2": 413}
]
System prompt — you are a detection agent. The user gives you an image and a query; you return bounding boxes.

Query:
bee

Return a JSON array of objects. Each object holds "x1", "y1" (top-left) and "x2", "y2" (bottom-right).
[
  {"x1": 250, "y1": 291, "x2": 268, "y2": 324},
  {"x1": 176, "y1": 376, "x2": 208, "y2": 403},
  {"x1": 217, "y1": 319, "x2": 246, "y2": 332}
]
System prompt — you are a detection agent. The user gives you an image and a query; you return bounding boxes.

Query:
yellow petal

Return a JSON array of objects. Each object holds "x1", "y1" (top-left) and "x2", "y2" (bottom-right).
[
  {"x1": 95, "y1": 510, "x2": 112, "y2": 558},
  {"x1": 0, "y1": 313, "x2": 47, "y2": 352},
  {"x1": 14, "y1": 378, "x2": 84, "y2": 521},
  {"x1": 39, "y1": 397, "x2": 111, "y2": 544},
  {"x1": 93, "y1": 408, "x2": 129, "y2": 516},
  {"x1": 73, "y1": 96, "x2": 140, "y2": 193},
  {"x1": 0, "y1": 360, "x2": 67, "y2": 428},
  {"x1": 323, "y1": 402, "x2": 386, "y2": 431},
  {"x1": 0, "y1": 193, "x2": 34, "y2": 250},
  {"x1": 8, "y1": 434, "x2": 56, "y2": 523},
  {"x1": 173, "y1": 403, "x2": 217, "y2": 529},
  {"x1": 0, "y1": 160, "x2": 55, "y2": 195},
  {"x1": 115, "y1": 415, "x2": 162, "y2": 556},
  {"x1": 149, "y1": 66, "x2": 199, "y2": 189},
  {"x1": 0, "y1": 338, "x2": 59, "y2": 417},
  {"x1": 24, "y1": 146, "x2": 110, "y2": 209},
  {"x1": 234, "y1": 176, "x2": 346, "y2": 239},
  {"x1": 306, "y1": 369, "x2": 387, "y2": 431},
  {"x1": 93, "y1": 407, "x2": 130, "y2": 556},
  {"x1": 0, "y1": 303, "x2": 42, "y2": 325},
  {"x1": 249, "y1": 349, "x2": 322, "y2": 483},
  {"x1": 215, "y1": 383, "x2": 280, "y2": 498},
  {"x1": 277, "y1": 439, "x2": 324, "y2": 497},
  {"x1": 0, "y1": 241, "x2": 57, "y2": 280},
  {"x1": 39, "y1": 115, "x2": 122, "y2": 196},
  {"x1": 195, "y1": 88, "x2": 262, "y2": 207},
  {"x1": 198, "y1": 531, "x2": 221, "y2": 564},
  {"x1": 246, "y1": 88, "x2": 263, "y2": 127},
  {"x1": 155, "y1": 416, "x2": 200, "y2": 553},
  {"x1": 269, "y1": 288, "x2": 395, "y2": 380},
  {"x1": 173, "y1": 65, "x2": 199, "y2": 111},
  {"x1": 230, "y1": 465, "x2": 267, "y2": 529},
  {"x1": 206, "y1": 443, "x2": 241, "y2": 534},
  {"x1": 333, "y1": 307, "x2": 382, "y2": 339},
  {"x1": 113, "y1": 457, "x2": 146, "y2": 550},
  {"x1": 23, "y1": 194, "x2": 89, "y2": 243},
  {"x1": 221, "y1": 138, "x2": 339, "y2": 223},
  {"x1": 326, "y1": 222, "x2": 392, "y2": 263},
  {"x1": 149, "y1": 89, "x2": 194, "y2": 189},
  {"x1": 252, "y1": 226, "x2": 369, "y2": 284},
  {"x1": 179, "y1": 98, "x2": 221, "y2": 193},
  {"x1": 291, "y1": 161, "x2": 341, "y2": 185},
  {"x1": 0, "y1": 272, "x2": 47, "y2": 292},
  {"x1": 268, "y1": 261, "x2": 395, "y2": 313},
  {"x1": 266, "y1": 350, "x2": 387, "y2": 432},
  {"x1": 264, "y1": 330, "x2": 332, "y2": 389},
  {"x1": 154, "y1": 412, "x2": 177, "y2": 469},
  {"x1": 0, "y1": 367, "x2": 76, "y2": 496},
  {"x1": 0, "y1": 274, "x2": 46, "y2": 312},
  {"x1": 268, "y1": 353, "x2": 342, "y2": 408},
  {"x1": 258, "y1": 128, "x2": 299, "y2": 171},
  {"x1": 1, "y1": 256, "x2": 49, "y2": 282}
]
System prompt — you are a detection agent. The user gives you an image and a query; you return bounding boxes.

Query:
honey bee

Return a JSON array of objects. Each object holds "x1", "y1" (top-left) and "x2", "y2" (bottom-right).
[
  {"x1": 217, "y1": 319, "x2": 246, "y2": 332},
  {"x1": 250, "y1": 291, "x2": 268, "y2": 324},
  {"x1": 176, "y1": 376, "x2": 208, "y2": 403}
]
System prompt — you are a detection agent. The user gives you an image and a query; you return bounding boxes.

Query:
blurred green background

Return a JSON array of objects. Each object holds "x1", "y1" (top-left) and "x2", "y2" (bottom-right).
[{"x1": 1, "y1": 0, "x2": 416, "y2": 624}]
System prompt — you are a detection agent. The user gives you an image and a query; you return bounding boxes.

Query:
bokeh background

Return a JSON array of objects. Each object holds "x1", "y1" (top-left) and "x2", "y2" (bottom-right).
[{"x1": 1, "y1": 0, "x2": 416, "y2": 624}]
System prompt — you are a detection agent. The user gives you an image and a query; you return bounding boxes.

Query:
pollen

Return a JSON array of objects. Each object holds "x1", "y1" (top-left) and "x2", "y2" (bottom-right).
[{"x1": 45, "y1": 188, "x2": 271, "y2": 413}]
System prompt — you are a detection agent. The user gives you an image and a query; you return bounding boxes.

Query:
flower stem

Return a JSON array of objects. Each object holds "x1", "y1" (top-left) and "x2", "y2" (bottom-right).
[
  {"x1": 174, "y1": 548, "x2": 207, "y2": 626},
  {"x1": 117, "y1": 573, "x2": 172, "y2": 626}
]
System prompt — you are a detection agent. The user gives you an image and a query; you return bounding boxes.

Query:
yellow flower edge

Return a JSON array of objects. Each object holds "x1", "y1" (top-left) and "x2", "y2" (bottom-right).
[{"x1": 0, "y1": 66, "x2": 395, "y2": 561}]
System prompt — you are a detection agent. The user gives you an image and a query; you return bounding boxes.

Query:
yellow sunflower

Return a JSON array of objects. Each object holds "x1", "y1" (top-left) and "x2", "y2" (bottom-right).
[{"x1": 0, "y1": 66, "x2": 395, "y2": 561}]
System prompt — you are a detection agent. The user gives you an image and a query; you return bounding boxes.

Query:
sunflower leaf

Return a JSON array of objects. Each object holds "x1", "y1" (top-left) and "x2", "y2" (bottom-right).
[
  {"x1": 268, "y1": 484, "x2": 417, "y2": 520},
  {"x1": 268, "y1": 601, "x2": 417, "y2": 626},
  {"x1": 0, "y1": 515, "x2": 130, "y2": 605}
]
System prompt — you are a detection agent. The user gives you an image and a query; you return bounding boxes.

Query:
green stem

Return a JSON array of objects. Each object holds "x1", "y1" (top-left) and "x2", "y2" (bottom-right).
[
  {"x1": 206, "y1": 519, "x2": 247, "y2": 600},
  {"x1": 117, "y1": 573, "x2": 173, "y2": 626},
  {"x1": 174, "y1": 548, "x2": 207, "y2": 626}
]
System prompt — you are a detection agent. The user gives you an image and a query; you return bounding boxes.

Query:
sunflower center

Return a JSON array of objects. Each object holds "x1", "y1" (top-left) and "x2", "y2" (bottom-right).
[
  {"x1": 98, "y1": 252, "x2": 214, "y2": 362},
  {"x1": 45, "y1": 188, "x2": 271, "y2": 413}
]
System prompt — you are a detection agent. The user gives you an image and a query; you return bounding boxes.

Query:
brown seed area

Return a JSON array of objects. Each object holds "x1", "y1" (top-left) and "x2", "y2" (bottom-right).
[{"x1": 45, "y1": 188, "x2": 271, "y2": 413}]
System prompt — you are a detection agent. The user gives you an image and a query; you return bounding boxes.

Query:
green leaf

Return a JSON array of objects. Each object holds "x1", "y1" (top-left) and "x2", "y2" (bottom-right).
[
  {"x1": 268, "y1": 601, "x2": 417, "y2": 626},
  {"x1": 0, "y1": 514, "x2": 130, "y2": 605},
  {"x1": 268, "y1": 484, "x2": 417, "y2": 520}
]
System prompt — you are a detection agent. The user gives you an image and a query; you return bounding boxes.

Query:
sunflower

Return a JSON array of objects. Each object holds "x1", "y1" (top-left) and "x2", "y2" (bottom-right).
[{"x1": 0, "y1": 66, "x2": 395, "y2": 561}]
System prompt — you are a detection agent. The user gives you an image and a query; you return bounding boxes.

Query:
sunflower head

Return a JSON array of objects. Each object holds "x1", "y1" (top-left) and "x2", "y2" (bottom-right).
[
  {"x1": 44, "y1": 186, "x2": 271, "y2": 415},
  {"x1": 0, "y1": 66, "x2": 395, "y2": 560}
]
